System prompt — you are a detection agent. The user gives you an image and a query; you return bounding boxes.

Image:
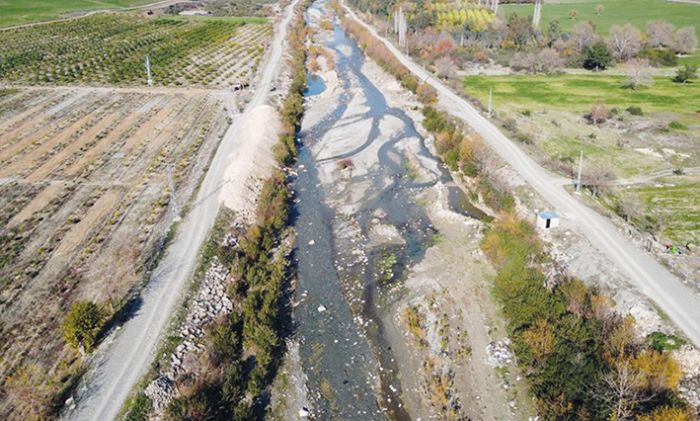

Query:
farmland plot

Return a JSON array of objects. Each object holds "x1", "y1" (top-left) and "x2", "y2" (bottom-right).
[
  {"x1": 0, "y1": 87, "x2": 231, "y2": 419},
  {"x1": 0, "y1": 13, "x2": 272, "y2": 87}
]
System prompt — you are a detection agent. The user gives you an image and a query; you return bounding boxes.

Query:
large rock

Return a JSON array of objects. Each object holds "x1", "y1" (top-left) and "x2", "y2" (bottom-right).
[{"x1": 145, "y1": 376, "x2": 175, "y2": 413}]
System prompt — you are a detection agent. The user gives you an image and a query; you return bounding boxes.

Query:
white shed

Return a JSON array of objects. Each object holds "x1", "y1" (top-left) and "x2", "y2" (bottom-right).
[{"x1": 536, "y1": 210, "x2": 560, "y2": 230}]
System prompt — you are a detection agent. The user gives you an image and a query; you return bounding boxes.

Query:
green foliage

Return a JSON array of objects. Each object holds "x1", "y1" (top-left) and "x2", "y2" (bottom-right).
[
  {"x1": 672, "y1": 65, "x2": 697, "y2": 83},
  {"x1": 668, "y1": 120, "x2": 687, "y2": 130},
  {"x1": 123, "y1": 393, "x2": 152, "y2": 421},
  {"x1": 638, "y1": 48, "x2": 678, "y2": 67},
  {"x1": 168, "y1": 2, "x2": 309, "y2": 417},
  {"x1": 647, "y1": 331, "x2": 686, "y2": 352},
  {"x1": 60, "y1": 300, "x2": 107, "y2": 352},
  {"x1": 626, "y1": 105, "x2": 643, "y2": 115},
  {"x1": 584, "y1": 41, "x2": 613, "y2": 70}
]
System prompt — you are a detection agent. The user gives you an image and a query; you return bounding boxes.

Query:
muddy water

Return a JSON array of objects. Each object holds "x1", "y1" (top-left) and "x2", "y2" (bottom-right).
[{"x1": 291, "y1": 2, "x2": 469, "y2": 419}]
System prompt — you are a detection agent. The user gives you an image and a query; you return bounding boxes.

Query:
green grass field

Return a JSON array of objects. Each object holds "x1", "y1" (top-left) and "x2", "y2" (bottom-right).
[
  {"x1": 501, "y1": 0, "x2": 700, "y2": 64},
  {"x1": 628, "y1": 177, "x2": 700, "y2": 244},
  {"x1": 464, "y1": 74, "x2": 700, "y2": 115},
  {"x1": 0, "y1": 0, "x2": 153, "y2": 27},
  {"x1": 501, "y1": 0, "x2": 699, "y2": 34}
]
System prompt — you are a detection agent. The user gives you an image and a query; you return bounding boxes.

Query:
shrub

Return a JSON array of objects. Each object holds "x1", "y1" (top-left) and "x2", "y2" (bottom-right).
[
  {"x1": 626, "y1": 106, "x2": 643, "y2": 116},
  {"x1": 672, "y1": 65, "x2": 697, "y2": 83},
  {"x1": 60, "y1": 300, "x2": 106, "y2": 353},
  {"x1": 416, "y1": 82, "x2": 438, "y2": 104},
  {"x1": 583, "y1": 41, "x2": 612, "y2": 71},
  {"x1": 668, "y1": 121, "x2": 687, "y2": 130},
  {"x1": 638, "y1": 48, "x2": 678, "y2": 67}
]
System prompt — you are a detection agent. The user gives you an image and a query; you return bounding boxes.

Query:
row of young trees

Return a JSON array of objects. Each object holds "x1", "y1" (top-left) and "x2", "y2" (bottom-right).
[
  {"x1": 160, "y1": 1, "x2": 311, "y2": 419},
  {"x1": 340, "y1": 8, "x2": 693, "y2": 421},
  {"x1": 0, "y1": 14, "x2": 264, "y2": 86}
]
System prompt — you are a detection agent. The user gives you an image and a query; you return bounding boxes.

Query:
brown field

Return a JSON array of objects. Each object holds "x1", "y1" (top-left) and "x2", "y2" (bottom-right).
[{"x1": 0, "y1": 86, "x2": 231, "y2": 418}]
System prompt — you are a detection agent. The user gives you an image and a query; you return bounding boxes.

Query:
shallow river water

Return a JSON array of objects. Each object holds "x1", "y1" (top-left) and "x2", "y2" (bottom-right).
[{"x1": 290, "y1": 2, "x2": 469, "y2": 419}]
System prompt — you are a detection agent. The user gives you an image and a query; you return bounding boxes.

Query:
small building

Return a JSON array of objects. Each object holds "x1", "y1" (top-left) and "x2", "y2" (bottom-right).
[{"x1": 536, "y1": 210, "x2": 560, "y2": 230}]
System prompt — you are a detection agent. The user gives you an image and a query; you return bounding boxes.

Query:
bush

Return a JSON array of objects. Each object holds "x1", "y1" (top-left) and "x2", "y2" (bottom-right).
[
  {"x1": 626, "y1": 106, "x2": 643, "y2": 116},
  {"x1": 672, "y1": 65, "x2": 697, "y2": 83},
  {"x1": 416, "y1": 82, "x2": 437, "y2": 104},
  {"x1": 638, "y1": 48, "x2": 678, "y2": 67},
  {"x1": 60, "y1": 301, "x2": 106, "y2": 353},
  {"x1": 668, "y1": 121, "x2": 687, "y2": 130},
  {"x1": 583, "y1": 41, "x2": 612, "y2": 71}
]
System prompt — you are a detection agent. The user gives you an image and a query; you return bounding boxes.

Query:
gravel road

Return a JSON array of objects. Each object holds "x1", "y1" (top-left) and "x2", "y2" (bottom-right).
[
  {"x1": 63, "y1": 2, "x2": 299, "y2": 419},
  {"x1": 343, "y1": 4, "x2": 700, "y2": 348}
]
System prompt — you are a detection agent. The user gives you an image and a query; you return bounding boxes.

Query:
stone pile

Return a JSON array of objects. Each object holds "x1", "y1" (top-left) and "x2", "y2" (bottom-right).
[
  {"x1": 145, "y1": 258, "x2": 234, "y2": 414},
  {"x1": 486, "y1": 338, "x2": 513, "y2": 367}
]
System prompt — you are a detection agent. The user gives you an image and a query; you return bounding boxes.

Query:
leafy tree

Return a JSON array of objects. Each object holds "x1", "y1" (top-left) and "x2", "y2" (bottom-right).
[
  {"x1": 672, "y1": 65, "x2": 697, "y2": 83},
  {"x1": 546, "y1": 19, "x2": 562, "y2": 46},
  {"x1": 60, "y1": 300, "x2": 106, "y2": 353},
  {"x1": 637, "y1": 406, "x2": 693, "y2": 421},
  {"x1": 584, "y1": 41, "x2": 613, "y2": 70},
  {"x1": 506, "y1": 13, "x2": 532, "y2": 47},
  {"x1": 632, "y1": 350, "x2": 682, "y2": 393}
]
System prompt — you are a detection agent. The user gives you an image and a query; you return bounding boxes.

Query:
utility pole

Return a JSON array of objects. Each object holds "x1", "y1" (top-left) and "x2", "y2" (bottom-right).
[
  {"x1": 145, "y1": 55, "x2": 153, "y2": 86},
  {"x1": 166, "y1": 164, "x2": 181, "y2": 222},
  {"x1": 487, "y1": 88, "x2": 493, "y2": 118},
  {"x1": 575, "y1": 150, "x2": 583, "y2": 194},
  {"x1": 533, "y1": 0, "x2": 543, "y2": 29}
]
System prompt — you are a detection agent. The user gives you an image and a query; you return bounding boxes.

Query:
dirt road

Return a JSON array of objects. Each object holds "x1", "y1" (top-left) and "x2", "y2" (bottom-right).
[
  {"x1": 63, "y1": 1, "x2": 299, "y2": 420},
  {"x1": 342, "y1": 4, "x2": 700, "y2": 348}
]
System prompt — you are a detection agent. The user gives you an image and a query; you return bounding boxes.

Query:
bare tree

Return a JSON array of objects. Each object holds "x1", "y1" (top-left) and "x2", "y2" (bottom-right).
[
  {"x1": 537, "y1": 48, "x2": 564, "y2": 74},
  {"x1": 622, "y1": 58, "x2": 653, "y2": 90},
  {"x1": 619, "y1": 194, "x2": 642, "y2": 222},
  {"x1": 512, "y1": 48, "x2": 564, "y2": 74},
  {"x1": 646, "y1": 20, "x2": 675, "y2": 48},
  {"x1": 435, "y1": 56, "x2": 457, "y2": 79},
  {"x1": 598, "y1": 360, "x2": 648, "y2": 421},
  {"x1": 570, "y1": 21, "x2": 598, "y2": 53},
  {"x1": 582, "y1": 162, "x2": 616, "y2": 197},
  {"x1": 589, "y1": 104, "x2": 609, "y2": 124},
  {"x1": 595, "y1": 4, "x2": 605, "y2": 15},
  {"x1": 673, "y1": 26, "x2": 698, "y2": 55},
  {"x1": 607, "y1": 24, "x2": 642, "y2": 61}
]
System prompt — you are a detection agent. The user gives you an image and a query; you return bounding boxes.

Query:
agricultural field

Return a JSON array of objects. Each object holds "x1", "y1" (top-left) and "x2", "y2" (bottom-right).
[
  {"x1": 501, "y1": 0, "x2": 700, "y2": 64},
  {"x1": 0, "y1": 13, "x2": 271, "y2": 87},
  {"x1": 0, "y1": 6, "x2": 274, "y2": 419},
  {"x1": 0, "y1": 0, "x2": 152, "y2": 27},
  {"x1": 463, "y1": 73, "x2": 700, "y2": 246},
  {"x1": 0, "y1": 86, "x2": 231, "y2": 418}
]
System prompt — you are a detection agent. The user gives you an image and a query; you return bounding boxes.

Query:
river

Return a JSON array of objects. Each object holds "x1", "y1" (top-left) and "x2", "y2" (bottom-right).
[{"x1": 290, "y1": 1, "x2": 467, "y2": 419}]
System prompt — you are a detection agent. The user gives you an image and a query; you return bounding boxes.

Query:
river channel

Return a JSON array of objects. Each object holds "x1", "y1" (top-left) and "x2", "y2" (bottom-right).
[{"x1": 290, "y1": 2, "x2": 474, "y2": 419}]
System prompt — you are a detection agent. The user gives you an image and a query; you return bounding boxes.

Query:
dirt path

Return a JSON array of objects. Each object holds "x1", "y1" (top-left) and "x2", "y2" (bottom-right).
[
  {"x1": 343, "y1": 3, "x2": 700, "y2": 348},
  {"x1": 63, "y1": 1, "x2": 301, "y2": 418}
]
